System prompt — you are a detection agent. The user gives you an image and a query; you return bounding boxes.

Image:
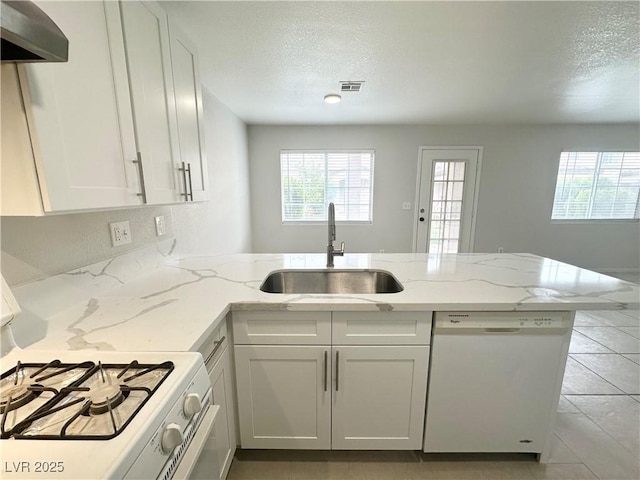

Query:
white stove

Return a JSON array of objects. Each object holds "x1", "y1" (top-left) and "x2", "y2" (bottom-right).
[{"x1": 0, "y1": 277, "x2": 216, "y2": 479}]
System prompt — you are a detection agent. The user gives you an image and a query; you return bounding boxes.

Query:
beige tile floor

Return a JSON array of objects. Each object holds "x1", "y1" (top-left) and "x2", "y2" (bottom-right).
[{"x1": 228, "y1": 309, "x2": 640, "y2": 480}]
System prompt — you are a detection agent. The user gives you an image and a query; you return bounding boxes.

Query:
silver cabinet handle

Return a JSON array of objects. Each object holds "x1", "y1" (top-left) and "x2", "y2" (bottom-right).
[
  {"x1": 204, "y1": 336, "x2": 226, "y2": 366},
  {"x1": 132, "y1": 152, "x2": 147, "y2": 203},
  {"x1": 323, "y1": 350, "x2": 328, "y2": 392},
  {"x1": 335, "y1": 350, "x2": 339, "y2": 391},
  {"x1": 186, "y1": 162, "x2": 193, "y2": 201},
  {"x1": 179, "y1": 162, "x2": 189, "y2": 201}
]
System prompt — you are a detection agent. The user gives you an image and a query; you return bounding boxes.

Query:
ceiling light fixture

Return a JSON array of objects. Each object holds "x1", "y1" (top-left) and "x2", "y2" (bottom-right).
[{"x1": 324, "y1": 94, "x2": 341, "y2": 104}]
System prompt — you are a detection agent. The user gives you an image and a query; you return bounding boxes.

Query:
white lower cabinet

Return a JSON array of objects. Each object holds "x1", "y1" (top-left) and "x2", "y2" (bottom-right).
[
  {"x1": 332, "y1": 346, "x2": 429, "y2": 450},
  {"x1": 192, "y1": 323, "x2": 236, "y2": 480},
  {"x1": 210, "y1": 350, "x2": 236, "y2": 478},
  {"x1": 235, "y1": 345, "x2": 331, "y2": 449},
  {"x1": 233, "y1": 311, "x2": 431, "y2": 451}
]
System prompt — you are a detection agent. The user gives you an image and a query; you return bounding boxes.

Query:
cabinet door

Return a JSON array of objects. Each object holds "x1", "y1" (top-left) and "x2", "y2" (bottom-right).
[
  {"x1": 1, "y1": 65, "x2": 43, "y2": 215},
  {"x1": 19, "y1": 1, "x2": 141, "y2": 212},
  {"x1": 213, "y1": 349, "x2": 236, "y2": 479},
  {"x1": 192, "y1": 347, "x2": 236, "y2": 480},
  {"x1": 332, "y1": 346, "x2": 429, "y2": 450},
  {"x1": 235, "y1": 345, "x2": 331, "y2": 449},
  {"x1": 120, "y1": 0, "x2": 181, "y2": 204},
  {"x1": 168, "y1": 20, "x2": 209, "y2": 202}
]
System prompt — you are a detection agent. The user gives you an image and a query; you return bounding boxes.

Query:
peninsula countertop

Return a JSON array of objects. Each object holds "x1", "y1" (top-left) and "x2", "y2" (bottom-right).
[{"x1": 9, "y1": 245, "x2": 639, "y2": 354}]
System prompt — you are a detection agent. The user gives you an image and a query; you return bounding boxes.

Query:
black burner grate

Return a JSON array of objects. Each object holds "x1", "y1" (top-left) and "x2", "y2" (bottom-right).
[{"x1": 1, "y1": 361, "x2": 174, "y2": 440}]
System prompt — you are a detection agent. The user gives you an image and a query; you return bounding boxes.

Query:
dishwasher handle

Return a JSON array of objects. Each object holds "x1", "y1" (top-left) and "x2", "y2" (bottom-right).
[{"x1": 483, "y1": 328, "x2": 521, "y2": 334}]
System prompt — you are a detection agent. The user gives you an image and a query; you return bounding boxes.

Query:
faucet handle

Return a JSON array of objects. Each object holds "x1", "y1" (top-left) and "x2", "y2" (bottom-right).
[{"x1": 336, "y1": 241, "x2": 345, "y2": 256}]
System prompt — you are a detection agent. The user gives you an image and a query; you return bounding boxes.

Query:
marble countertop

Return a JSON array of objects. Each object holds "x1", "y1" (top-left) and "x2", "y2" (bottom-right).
[{"x1": 9, "y1": 242, "x2": 639, "y2": 353}]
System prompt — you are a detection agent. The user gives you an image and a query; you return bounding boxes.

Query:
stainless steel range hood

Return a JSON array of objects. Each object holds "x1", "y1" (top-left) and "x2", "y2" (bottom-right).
[{"x1": 1, "y1": 0, "x2": 68, "y2": 62}]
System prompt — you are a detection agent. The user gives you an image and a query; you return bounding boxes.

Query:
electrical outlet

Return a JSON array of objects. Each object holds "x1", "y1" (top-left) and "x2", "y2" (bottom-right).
[
  {"x1": 110, "y1": 221, "x2": 132, "y2": 247},
  {"x1": 402, "y1": 202, "x2": 411, "y2": 210},
  {"x1": 379, "y1": 249, "x2": 385, "y2": 253},
  {"x1": 498, "y1": 246, "x2": 504, "y2": 253},
  {"x1": 155, "y1": 216, "x2": 166, "y2": 236}
]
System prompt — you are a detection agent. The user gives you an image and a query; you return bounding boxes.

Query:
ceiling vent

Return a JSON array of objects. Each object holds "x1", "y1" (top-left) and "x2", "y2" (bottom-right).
[{"x1": 340, "y1": 81, "x2": 364, "y2": 92}]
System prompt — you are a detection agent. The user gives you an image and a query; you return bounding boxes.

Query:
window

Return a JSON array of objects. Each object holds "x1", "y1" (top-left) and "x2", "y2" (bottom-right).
[
  {"x1": 280, "y1": 150, "x2": 374, "y2": 222},
  {"x1": 551, "y1": 151, "x2": 640, "y2": 220},
  {"x1": 428, "y1": 161, "x2": 466, "y2": 254}
]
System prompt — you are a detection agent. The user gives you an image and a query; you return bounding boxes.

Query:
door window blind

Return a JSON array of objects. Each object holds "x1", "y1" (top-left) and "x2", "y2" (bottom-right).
[
  {"x1": 280, "y1": 151, "x2": 374, "y2": 222},
  {"x1": 552, "y1": 151, "x2": 640, "y2": 220}
]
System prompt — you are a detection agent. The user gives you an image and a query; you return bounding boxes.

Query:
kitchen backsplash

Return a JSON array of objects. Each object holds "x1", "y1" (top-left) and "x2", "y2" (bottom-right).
[{"x1": 1, "y1": 206, "x2": 174, "y2": 286}]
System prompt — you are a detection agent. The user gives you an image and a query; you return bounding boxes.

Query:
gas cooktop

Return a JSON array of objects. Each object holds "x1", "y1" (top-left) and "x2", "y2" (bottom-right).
[
  {"x1": 0, "y1": 349, "x2": 211, "y2": 480},
  {"x1": 1, "y1": 359, "x2": 174, "y2": 440}
]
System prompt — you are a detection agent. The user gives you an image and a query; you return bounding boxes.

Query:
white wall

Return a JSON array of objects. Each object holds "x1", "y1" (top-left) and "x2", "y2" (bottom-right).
[
  {"x1": 248, "y1": 124, "x2": 639, "y2": 272},
  {"x1": 1, "y1": 88, "x2": 251, "y2": 286}
]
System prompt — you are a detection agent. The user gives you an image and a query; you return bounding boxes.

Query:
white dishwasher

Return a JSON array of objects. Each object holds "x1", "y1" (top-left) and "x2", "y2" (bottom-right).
[{"x1": 424, "y1": 311, "x2": 572, "y2": 456}]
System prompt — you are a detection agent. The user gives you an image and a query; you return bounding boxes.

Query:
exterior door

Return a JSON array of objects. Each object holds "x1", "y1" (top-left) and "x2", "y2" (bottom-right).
[{"x1": 414, "y1": 147, "x2": 481, "y2": 253}]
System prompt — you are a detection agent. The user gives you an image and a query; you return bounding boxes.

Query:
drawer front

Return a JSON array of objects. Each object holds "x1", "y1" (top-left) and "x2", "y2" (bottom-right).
[
  {"x1": 233, "y1": 311, "x2": 331, "y2": 345},
  {"x1": 332, "y1": 311, "x2": 432, "y2": 345},
  {"x1": 198, "y1": 318, "x2": 229, "y2": 367}
]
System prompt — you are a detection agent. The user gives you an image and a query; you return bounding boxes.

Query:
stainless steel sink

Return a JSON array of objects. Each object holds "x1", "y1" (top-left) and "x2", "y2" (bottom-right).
[{"x1": 260, "y1": 269, "x2": 404, "y2": 294}]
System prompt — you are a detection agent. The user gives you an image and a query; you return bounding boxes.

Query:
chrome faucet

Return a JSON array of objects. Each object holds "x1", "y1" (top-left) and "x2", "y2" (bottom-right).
[{"x1": 327, "y1": 202, "x2": 345, "y2": 268}]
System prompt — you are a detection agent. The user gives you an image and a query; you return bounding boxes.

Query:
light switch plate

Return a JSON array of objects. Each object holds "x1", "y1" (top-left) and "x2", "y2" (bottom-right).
[
  {"x1": 155, "y1": 216, "x2": 166, "y2": 236},
  {"x1": 110, "y1": 221, "x2": 132, "y2": 247}
]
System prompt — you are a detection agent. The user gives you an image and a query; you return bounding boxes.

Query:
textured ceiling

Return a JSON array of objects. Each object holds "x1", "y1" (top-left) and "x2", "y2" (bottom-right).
[{"x1": 163, "y1": 1, "x2": 640, "y2": 125}]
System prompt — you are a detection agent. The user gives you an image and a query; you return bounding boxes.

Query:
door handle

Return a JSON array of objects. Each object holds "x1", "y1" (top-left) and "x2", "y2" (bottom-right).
[
  {"x1": 204, "y1": 336, "x2": 226, "y2": 365},
  {"x1": 133, "y1": 152, "x2": 147, "y2": 204},
  {"x1": 323, "y1": 350, "x2": 328, "y2": 392},
  {"x1": 186, "y1": 162, "x2": 193, "y2": 201},
  {"x1": 179, "y1": 162, "x2": 190, "y2": 201},
  {"x1": 335, "y1": 350, "x2": 339, "y2": 392}
]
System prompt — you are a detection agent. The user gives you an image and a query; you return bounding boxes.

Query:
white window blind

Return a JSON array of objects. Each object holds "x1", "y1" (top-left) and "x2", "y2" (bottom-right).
[
  {"x1": 280, "y1": 150, "x2": 374, "y2": 222},
  {"x1": 552, "y1": 151, "x2": 640, "y2": 220}
]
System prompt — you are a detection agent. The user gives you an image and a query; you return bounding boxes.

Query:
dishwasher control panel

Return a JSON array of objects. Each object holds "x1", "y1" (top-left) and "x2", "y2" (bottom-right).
[{"x1": 435, "y1": 311, "x2": 572, "y2": 329}]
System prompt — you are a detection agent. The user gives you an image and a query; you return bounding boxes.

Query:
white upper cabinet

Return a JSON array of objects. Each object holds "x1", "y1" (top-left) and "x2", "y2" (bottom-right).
[
  {"x1": 1, "y1": 1, "x2": 142, "y2": 215},
  {"x1": 119, "y1": 0, "x2": 181, "y2": 205},
  {"x1": 168, "y1": 21, "x2": 209, "y2": 202},
  {"x1": 120, "y1": 1, "x2": 208, "y2": 205},
  {"x1": 1, "y1": 65, "x2": 44, "y2": 216},
  {"x1": 0, "y1": 0, "x2": 208, "y2": 216}
]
